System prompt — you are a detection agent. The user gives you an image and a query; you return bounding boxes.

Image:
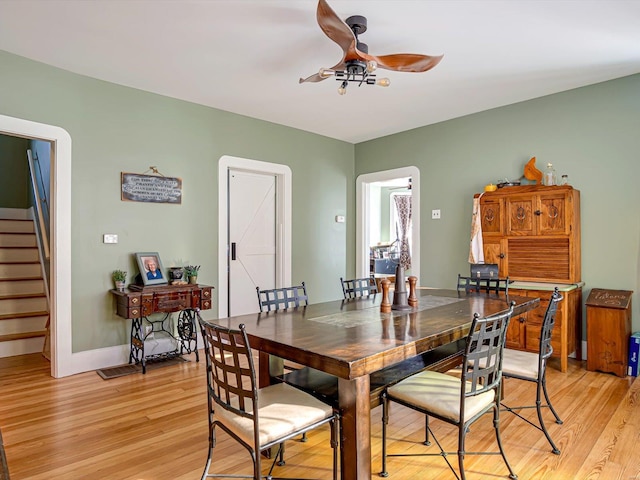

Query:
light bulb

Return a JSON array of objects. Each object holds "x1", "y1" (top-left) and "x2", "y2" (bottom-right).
[
  {"x1": 366, "y1": 60, "x2": 377, "y2": 73},
  {"x1": 318, "y1": 67, "x2": 335, "y2": 79},
  {"x1": 338, "y1": 83, "x2": 347, "y2": 95},
  {"x1": 376, "y1": 78, "x2": 391, "y2": 87}
]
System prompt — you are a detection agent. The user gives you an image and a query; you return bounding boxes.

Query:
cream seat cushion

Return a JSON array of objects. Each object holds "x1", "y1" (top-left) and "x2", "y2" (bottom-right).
[
  {"x1": 387, "y1": 370, "x2": 495, "y2": 423},
  {"x1": 501, "y1": 348, "x2": 539, "y2": 380},
  {"x1": 213, "y1": 382, "x2": 333, "y2": 447}
]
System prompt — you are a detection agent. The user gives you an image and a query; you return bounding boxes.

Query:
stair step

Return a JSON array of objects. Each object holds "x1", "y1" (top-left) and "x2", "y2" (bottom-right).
[
  {"x1": 0, "y1": 219, "x2": 34, "y2": 234},
  {"x1": 0, "y1": 292, "x2": 47, "y2": 300},
  {"x1": 0, "y1": 315, "x2": 48, "y2": 335},
  {"x1": 0, "y1": 296, "x2": 48, "y2": 315},
  {"x1": 0, "y1": 330, "x2": 47, "y2": 343},
  {"x1": 0, "y1": 247, "x2": 39, "y2": 263},
  {"x1": 0, "y1": 233, "x2": 37, "y2": 247},
  {"x1": 0, "y1": 263, "x2": 42, "y2": 280},
  {"x1": 0, "y1": 310, "x2": 49, "y2": 321},
  {"x1": 0, "y1": 278, "x2": 44, "y2": 297}
]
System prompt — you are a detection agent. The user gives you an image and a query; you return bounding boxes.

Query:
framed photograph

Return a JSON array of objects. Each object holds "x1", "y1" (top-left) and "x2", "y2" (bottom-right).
[{"x1": 135, "y1": 252, "x2": 167, "y2": 286}]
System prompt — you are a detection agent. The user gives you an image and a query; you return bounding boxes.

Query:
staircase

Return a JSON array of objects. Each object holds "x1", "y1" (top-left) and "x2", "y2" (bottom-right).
[{"x1": 0, "y1": 217, "x2": 49, "y2": 358}]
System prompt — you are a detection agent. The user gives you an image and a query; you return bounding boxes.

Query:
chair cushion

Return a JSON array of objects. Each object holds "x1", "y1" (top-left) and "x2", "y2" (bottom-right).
[
  {"x1": 213, "y1": 382, "x2": 334, "y2": 447},
  {"x1": 501, "y1": 348, "x2": 539, "y2": 380},
  {"x1": 387, "y1": 370, "x2": 495, "y2": 423}
]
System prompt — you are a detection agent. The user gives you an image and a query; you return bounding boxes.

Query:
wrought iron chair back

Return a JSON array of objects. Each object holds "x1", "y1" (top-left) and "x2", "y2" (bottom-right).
[
  {"x1": 256, "y1": 283, "x2": 308, "y2": 312},
  {"x1": 340, "y1": 275, "x2": 378, "y2": 299}
]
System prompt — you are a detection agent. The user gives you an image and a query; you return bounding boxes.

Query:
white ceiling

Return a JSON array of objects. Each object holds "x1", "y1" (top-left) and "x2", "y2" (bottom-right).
[{"x1": 1, "y1": 0, "x2": 639, "y2": 144}]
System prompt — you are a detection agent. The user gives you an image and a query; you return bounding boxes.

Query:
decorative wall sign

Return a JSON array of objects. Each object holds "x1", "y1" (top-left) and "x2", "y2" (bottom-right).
[{"x1": 121, "y1": 172, "x2": 182, "y2": 204}]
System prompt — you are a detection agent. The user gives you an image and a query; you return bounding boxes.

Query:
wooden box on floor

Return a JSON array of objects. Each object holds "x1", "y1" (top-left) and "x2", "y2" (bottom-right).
[{"x1": 586, "y1": 288, "x2": 633, "y2": 377}]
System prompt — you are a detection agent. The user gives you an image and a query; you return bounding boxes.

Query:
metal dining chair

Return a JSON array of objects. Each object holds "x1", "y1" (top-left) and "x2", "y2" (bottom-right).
[
  {"x1": 198, "y1": 315, "x2": 339, "y2": 480},
  {"x1": 500, "y1": 287, "x2": 564, "y2": 454},
  {"x1": 340, "y1": 275, "x2": 378, "y2": 299},
  {"x1": 256, "y1": 282, "x2": 336, "y2": 444},
  {"x1": 456, "y1": 273, "x2": 510, "y2": 296},
  {"x1": 380, "y1": 303, "x2": 517, "y2": 480},
  {"x1": 256, "y1": 283, "x2": 308, "y2": 312}
]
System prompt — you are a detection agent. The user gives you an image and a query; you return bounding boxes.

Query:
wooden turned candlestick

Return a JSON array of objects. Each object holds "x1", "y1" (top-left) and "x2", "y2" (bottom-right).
[
  {"x1": 380, "y1": 278, "x2": 392, "y2": 313},
  {"x1": 408, "y1": 276, "x2": 418, "y2": 307}
]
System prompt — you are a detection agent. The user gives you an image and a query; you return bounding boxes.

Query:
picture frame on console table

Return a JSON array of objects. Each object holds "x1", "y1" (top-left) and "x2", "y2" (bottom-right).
[{"x1": 135, "y1": 252, "x2": 168, "y2": 286}]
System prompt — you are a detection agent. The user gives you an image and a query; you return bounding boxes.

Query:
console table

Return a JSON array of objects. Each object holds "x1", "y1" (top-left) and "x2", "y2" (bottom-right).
[{"x1": 110, "y1": 283, "x2": 213, "y2": 373}]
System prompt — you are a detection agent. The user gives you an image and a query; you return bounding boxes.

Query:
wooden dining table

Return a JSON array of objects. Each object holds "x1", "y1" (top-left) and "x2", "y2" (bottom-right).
[{"x1": 213, "y1": 288, "x2": 540, "y2": 480}]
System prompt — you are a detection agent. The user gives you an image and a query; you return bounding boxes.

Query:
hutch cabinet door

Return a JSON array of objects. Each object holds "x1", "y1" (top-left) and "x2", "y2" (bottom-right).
[
  {"x1": 505, "y1": 313, "x2": 526, "y2": 349},
  {"x1": 538, "y1": 192, "x2": 569, "y2": 235},
  {"x1": 480, "y1": 198, "x2": 504, "y2": 236},
  {"x1": 482, "y1": 239, "x2": 504, "y2": 272},
  {"x1": 506, "y1": 195, "x2": 535, "y2": 236}
]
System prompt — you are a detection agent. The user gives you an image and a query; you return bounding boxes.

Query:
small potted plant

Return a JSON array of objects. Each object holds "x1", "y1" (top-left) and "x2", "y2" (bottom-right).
[
  {"x1": 112, "y1": 270, "x2": 127, "y2": 291},
  {"x1": 183, "y1": 265, "x2": 200, "y2": 284}
]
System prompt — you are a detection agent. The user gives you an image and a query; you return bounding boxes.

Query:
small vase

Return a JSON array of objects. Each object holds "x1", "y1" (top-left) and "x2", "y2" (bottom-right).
[
  {"x1": 188, "y1": 275, "x2": 197, "y2": 285},
  {"x1": 115, "y1": 281, "x2": 125, "y2": 292}
]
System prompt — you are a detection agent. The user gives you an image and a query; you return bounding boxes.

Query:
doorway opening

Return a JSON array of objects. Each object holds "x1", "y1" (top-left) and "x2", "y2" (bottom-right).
[
  {"x1": 0, "y1": 113, "x2": 72, "y2": 378},
  {"x1": 356, "y1": 166, "x2": 420, "y2": 282}
]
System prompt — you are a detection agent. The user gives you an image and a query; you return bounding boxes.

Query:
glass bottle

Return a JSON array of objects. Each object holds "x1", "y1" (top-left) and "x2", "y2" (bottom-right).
[
  {"x1": 543, "y1": 163, "x2": 557, "y2": 186},
  {"x1": 560, "y1": 174, "x2": 569, "y2": 186}
]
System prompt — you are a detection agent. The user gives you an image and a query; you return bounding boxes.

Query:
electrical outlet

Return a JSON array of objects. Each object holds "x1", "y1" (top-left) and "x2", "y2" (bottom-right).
[{"x1": 432, "y1": 209, "x2": 441, "y2": 219}]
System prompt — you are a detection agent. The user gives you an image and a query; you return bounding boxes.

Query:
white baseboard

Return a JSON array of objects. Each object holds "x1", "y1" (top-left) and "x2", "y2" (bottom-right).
[
  {"x1": 65, "y1": 344, "x2": 132, "y2": 376},
  {"x1": 64, "y1": 330, "x2": 204, "y2": 376}
]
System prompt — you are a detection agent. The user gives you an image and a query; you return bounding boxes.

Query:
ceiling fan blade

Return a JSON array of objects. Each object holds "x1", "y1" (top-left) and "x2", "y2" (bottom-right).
[
  {"x1": 366, "y1": 53, "x2": 444, "y2": 73},
  {"x1": 299, "y1": 61, "x2": 346, "y2": 84},
  {"x1": 316, "y1": 0, "x2": 357, "y2": 54},
  {"x1": 299, "y1": 72, "x2": 329, "y2": 84}
]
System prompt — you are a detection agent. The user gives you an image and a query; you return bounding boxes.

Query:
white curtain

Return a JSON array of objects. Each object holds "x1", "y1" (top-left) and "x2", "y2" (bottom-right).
[
  {"x1": 469, "y1": 195, "x2": 485, "y2": 263},
  {"x1": 393, "y1": 195, "x2": 412, "y2": 269}
]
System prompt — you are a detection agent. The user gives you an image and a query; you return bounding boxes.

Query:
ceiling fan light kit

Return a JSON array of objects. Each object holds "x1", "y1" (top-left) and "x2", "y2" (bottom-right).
[{"x1": 300, "y1": 0, "x2": 443, "y2": 95}]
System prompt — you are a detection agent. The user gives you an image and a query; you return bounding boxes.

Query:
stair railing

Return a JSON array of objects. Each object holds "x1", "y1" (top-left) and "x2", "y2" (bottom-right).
[
  {"x1": 27, "y1": 149, "x2": 50, "y2": 260},
  {"x1": 27, "y1": 148, "x2": 52, "y2": 359}
]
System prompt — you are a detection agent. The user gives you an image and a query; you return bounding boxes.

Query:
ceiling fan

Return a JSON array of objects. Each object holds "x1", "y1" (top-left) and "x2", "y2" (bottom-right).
[{"x1": 299, "y1": 0, "x2": 443, "y2": 95}]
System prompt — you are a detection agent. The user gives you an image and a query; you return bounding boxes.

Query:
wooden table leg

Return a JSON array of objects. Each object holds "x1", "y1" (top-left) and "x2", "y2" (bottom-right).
[
  {"x1": 258, "y1": 351, "x2": 284, "y2": 388},
  {"x1": 338, "y1": 375, "x2": 371, "y2": 480}
]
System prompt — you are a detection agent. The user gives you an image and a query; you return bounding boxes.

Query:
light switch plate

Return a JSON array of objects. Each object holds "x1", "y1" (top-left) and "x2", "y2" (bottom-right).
[
  {"x1": 335, "y1": 215, "x2": 345, "y2": 223},
  {"x1": 103, "y1": 234, "x2": 118, "y2": 244}
]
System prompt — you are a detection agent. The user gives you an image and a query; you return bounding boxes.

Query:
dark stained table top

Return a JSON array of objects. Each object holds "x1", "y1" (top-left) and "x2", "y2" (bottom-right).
[{"x1": 213, "y1": 289, "x2": 538, "y2": 380}]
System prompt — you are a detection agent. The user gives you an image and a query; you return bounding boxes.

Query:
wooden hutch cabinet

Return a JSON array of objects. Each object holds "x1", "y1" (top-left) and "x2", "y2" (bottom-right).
[{"x1": 477, "y1": 185, "x2": 582, "y2": 372}]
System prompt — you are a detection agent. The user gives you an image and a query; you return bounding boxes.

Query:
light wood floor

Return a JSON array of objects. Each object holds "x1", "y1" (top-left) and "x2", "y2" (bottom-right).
[{"x1": 1, "y1": 352, "x2": 639, "y2": 480}]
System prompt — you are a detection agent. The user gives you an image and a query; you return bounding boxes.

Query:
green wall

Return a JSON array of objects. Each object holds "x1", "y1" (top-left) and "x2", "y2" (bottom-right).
[
  {"x1": 0, "y1": 134, "x2": 29, "y2": 208},
  {"x1": 2, "y1": 46, "x2": 639, "y2": 354},
  {"x1": 355, "y1": 74, "x2": 640, "y2": 332},
  {"x1": 0, "y1": 50, "x2": 354, "y2": 352}
]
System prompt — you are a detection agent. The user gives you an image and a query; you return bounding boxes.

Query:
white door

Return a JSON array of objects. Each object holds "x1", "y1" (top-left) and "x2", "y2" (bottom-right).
[{"x1": 228, "y1": 169, "x2": 276, "y2": 316}]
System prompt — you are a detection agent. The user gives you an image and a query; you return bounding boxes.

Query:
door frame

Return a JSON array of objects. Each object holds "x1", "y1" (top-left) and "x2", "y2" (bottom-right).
[
  {"x1": 356, "y1": 166, "x2": 421, "y2": 281},
  {"x1": 0, "y1": 113, "x2": 72, "y2": 378},
  {"x1": 217, "y1": 155, "x2": 292, "y2": 318}
]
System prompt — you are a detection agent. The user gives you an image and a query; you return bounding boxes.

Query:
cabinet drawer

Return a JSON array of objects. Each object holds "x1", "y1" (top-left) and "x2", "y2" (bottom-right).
[
  {"x1": 116, "y1": 304, "x2": 143, "y2": 319},
  {"x1": 120, "y1": 294, "x2": 142, "y2": 307},
  {"x1": 154, "y1": 292, "x2": 189, "y2": 313}
]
